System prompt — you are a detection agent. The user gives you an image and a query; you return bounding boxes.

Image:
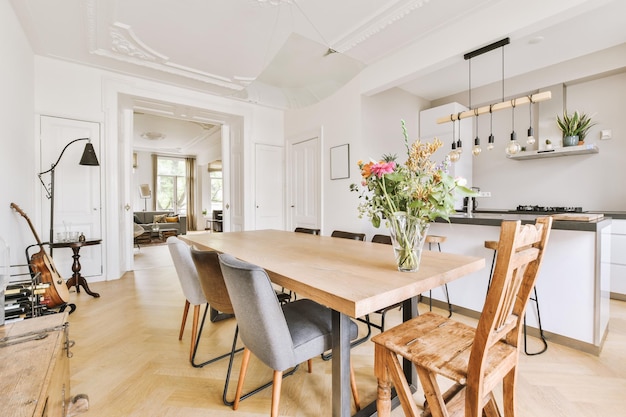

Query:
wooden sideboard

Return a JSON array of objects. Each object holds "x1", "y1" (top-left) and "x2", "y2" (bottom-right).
[{"x1": 1, "y1": 312, "x2": 71, "y2": 416}]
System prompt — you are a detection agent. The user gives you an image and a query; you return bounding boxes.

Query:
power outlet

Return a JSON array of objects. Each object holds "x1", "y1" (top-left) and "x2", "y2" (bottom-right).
[
  {"x1": 477, "y1": 191, "x2": 491, "y2": 197},
  {"x1": 600, "y1": 129, "x2": 612, "y2": 140}
]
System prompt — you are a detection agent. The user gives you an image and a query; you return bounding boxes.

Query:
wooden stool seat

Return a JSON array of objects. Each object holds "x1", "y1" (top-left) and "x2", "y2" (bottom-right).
[
  {"x1": 372, "y1": 218, "x2": 553, "y2": 417},
  {"x1": 484, "y1": 240, "x2": 497, "y2": 250},
  {"x1": 425, "y1": 235, "x2": 447, "y2": 245},
  {"x1": 423, "y1": 235, "x2": 452, "y2": 317}
]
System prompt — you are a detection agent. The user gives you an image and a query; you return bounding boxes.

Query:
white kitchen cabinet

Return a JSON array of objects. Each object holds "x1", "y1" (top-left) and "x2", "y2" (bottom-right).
[{"x1": 610, "y1": 219, "x2": 626, "y2": 300}]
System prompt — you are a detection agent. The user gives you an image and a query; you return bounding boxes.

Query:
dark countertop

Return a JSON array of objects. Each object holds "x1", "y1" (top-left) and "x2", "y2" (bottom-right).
[{"x1": 436, "y1": 210, "x2": 612, "y2": 232}]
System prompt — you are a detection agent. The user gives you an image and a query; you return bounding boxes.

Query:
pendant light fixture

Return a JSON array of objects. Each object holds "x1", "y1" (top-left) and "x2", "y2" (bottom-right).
[
  {"x1": 487, "y1": 105, "x2": 495, "y2": 150},
  {"x1": 505, "y1": 101, "x2": 521, "y2": 156},
  {"x1": 456, "y1": 112, "x2": 463, "y2": 154},
  {"x1": 472, "y1": 109, "x2": 482, "y2": 156},
  {"x1": 527, "y1": 95, "x2": 536, "y2": 145},
  {"x1": 448, "y1": 117, "x2": 460, "y2": 163}
]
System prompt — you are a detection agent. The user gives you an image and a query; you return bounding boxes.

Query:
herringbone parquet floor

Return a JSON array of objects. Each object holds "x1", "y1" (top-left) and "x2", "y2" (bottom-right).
[{"x1": 67, "y1": 243, "x2": 626, "y2": 417}]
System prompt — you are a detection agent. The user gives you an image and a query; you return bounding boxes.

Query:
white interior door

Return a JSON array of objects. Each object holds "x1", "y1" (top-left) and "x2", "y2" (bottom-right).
[
  {"x1": 39, "y1": 116, "x2": 102, "y2": 279},
  {"x1": 288, "y1": 136, "x2": 321, "y2": 231},
  {"x1": 255, "y1": 144, "x2": 284, "y2": 230}
]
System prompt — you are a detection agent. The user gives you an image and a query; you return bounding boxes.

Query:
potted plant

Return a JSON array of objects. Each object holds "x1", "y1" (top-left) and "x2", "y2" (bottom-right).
[
  {"x1": 545, "y1": 139, "x2": 553, "y2": 150},
  {"x1": 556, "y1": 110, "x2": 596, "y2": 147}
]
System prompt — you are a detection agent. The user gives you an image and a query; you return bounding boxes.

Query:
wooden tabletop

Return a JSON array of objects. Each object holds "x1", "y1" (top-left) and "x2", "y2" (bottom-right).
[{"x1": 181, "y1": 230, "x2": 484, "y2": 318}]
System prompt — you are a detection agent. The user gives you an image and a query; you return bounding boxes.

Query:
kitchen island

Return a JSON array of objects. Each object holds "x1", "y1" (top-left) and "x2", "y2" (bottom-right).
[{"x1": 429, "y1": 211, "x2": 611, "y2": 355}]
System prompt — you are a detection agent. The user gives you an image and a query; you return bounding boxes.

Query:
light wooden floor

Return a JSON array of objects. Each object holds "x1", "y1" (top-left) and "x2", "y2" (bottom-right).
[{"x1": 66, "y1": 243, "x2": 626, "y2": 417}]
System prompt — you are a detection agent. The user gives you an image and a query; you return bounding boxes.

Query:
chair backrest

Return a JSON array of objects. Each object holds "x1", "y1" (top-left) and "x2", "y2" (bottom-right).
[
  {"x1": 331, "y1": 230, "x2": 366, "y2": 241},
  {"x1": 371, "y1": 234, "x2": 392, "y2": 245},
  {"x1": 218, "y1": 253, "x2": 296, "y2": 371},
  {"x1": 468, "y1": 217, "x2": 552, "y2": 387},
  {"x1": 167, "y1": 237, "x2": 207, "y2": 306},
  {"x1": 294, "y1": 227, "x2": 320, "y2": 235},
  {"x1": 190, "y1": 247, "x2": 234, "y2": 315}
]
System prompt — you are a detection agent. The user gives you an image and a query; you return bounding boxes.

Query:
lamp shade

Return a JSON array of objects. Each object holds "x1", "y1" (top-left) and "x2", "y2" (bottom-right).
[{"x1": 79, "y1": 142, "x2": 100, "y2": 166}]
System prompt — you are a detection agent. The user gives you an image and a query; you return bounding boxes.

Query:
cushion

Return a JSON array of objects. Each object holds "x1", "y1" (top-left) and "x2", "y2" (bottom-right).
[
  {"x1": 154, "y1": 213, "x2": 168, "y2": 223},
  {"x1": 133, "y1": 214, "x2": 142, "y2": 224},
  {"x1": 165, "y1": 216, "x2": 179, "y2": 223}
]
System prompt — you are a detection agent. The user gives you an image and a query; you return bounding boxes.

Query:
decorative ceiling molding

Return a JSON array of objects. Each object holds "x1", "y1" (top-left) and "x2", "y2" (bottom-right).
[
  {"x1": 84, "y1": 3, "x2": 247, "y2": 92},
  {"x1": 333, "y1": 0, "x2": 431, "y2": 54}
]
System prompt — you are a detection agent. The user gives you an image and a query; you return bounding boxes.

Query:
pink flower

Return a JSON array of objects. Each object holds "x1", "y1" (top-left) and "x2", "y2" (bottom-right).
[{"x1": 370, "y1": 161, "x2": 396, "y2": 178}]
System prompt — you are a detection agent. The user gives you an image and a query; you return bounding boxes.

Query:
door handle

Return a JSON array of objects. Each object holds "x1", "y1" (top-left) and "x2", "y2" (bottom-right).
[{"x1": 124, "y1": 204, "x2": 131, "y2": 211}]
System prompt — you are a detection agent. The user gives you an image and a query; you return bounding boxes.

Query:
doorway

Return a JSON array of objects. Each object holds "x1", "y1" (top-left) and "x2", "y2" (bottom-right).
[{"x1": 115, "y1": 94, "x2": 245, "y2": 274}]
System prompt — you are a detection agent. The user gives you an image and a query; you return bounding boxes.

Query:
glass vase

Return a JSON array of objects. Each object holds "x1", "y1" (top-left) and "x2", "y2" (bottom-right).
[{"x1": 388, "y1": 212, "x2": 430, "y2": 272}]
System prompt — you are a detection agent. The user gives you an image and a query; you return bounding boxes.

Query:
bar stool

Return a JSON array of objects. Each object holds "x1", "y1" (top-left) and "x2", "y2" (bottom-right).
[
  {"x1": 423, "y1": 235, "x2": 453, "y2": 318},
  {"x1": 485, "y1": 240, "x2": 548, "y2": 355}
]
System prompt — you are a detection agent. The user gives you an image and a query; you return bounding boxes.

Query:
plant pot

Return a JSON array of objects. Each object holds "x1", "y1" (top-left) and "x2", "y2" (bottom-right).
[{"x1": 563, "y1": 135, "x2": 579, "y2": 147}]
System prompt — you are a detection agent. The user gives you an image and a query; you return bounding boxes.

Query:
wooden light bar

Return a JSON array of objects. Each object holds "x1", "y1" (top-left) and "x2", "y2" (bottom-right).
[{"x1": 436, "y1": 91, "x2": 552, "y2": 124}]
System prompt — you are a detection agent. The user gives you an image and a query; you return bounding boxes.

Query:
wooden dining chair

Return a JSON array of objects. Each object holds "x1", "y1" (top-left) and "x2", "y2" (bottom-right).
[
  {"x1": 372, "y1": 217, "x2": 552, "y2": 417},
  {"x1": 167, "y1": 236, "x2": 208, "y2": 362},
  {"x1": 218, "y1": 253, "x2": 361, "y2": 416}
]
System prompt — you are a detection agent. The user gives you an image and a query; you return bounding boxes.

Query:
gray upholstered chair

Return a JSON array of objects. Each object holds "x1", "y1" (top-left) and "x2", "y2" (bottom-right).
[
  {"x1": 218, "y1": 253, "x2": 361, "y2": 416},
  {"x1": 167, "y1": 236, "x2": 207, "y2": 362},
  {"x1": 190, "y1": 247, "x2": 292, "y2": 406}
]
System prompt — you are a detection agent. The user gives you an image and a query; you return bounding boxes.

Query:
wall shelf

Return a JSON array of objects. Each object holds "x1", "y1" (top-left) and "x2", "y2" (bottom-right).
[{"x1": 507, "y1": 143, "x2": 599, "y2": 160}]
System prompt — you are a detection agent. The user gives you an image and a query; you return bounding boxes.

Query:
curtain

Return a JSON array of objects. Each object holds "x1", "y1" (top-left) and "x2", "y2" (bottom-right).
[
  {"x1": 186, "y1": 157, "x2": 196, "y2": 231},
  {"x1": 151, "y1": 153, "x2": 158, "y2": 211}
]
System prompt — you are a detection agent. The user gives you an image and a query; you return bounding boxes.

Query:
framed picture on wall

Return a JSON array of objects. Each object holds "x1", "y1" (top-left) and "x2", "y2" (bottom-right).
[{"x1": 330, "y1": 144, "x2": 350, "y2": 180}]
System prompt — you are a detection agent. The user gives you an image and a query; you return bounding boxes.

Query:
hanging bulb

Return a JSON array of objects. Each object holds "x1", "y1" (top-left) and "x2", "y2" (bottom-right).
[
  {"x1": 527, "y1": 126, "x2": 536, "y2": 145},
  {"x1": 456, "y1": 139, "x2": 463, "y2": 154},
  {"x1": 506, "y1": 131, "x2": 521, "y2": 155},
  {"x1": 448, "y1": 141, "x2": 460, "y2": 163},
  {"x1": 506, "y1": 101, "x2": 520, "y2": 155},
  {"x1": 527, "y1": 96, "x2": 536, "y2": 145},
  {"x1": 487, "y1": 134, "x2": 495, "y2": 150},
  {"x1": 472, "y1": 136, "x2": 482, "y2": 156}
]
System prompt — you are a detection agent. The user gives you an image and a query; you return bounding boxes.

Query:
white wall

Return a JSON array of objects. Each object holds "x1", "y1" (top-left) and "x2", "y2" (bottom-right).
[
  {"x1": 0, "y1": 0, "x2": 36, "y2": 270},
  {"x1": 285, "y1": 81, "x2": 430, "y2": 238},
  {"x1": 431, "y1": 44, "x2": 626, "y2": 211},
  {"x1": 33, "y1": 57, "x2": 285, "y2": 279}
]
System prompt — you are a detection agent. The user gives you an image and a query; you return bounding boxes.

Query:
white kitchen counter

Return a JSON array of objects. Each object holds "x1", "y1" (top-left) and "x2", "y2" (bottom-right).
[{"x1": 428, "y1": 214, "x2": 611, "y2": 355}]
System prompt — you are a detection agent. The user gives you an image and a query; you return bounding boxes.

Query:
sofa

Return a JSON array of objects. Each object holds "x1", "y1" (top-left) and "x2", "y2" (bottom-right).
[{"x1": 134, "y1": 211, "x2": 187, "y2": 235}]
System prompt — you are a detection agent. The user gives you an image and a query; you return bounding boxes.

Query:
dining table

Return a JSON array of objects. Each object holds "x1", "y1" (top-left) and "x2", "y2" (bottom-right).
[{"x1": 180, "y1": 229, "x2": 484, "y2": 417}]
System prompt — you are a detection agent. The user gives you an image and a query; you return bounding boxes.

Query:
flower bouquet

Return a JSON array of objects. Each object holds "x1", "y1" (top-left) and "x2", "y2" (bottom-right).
[{"x1": 350, "y1": 120, "x2": 476, "y2": 271}]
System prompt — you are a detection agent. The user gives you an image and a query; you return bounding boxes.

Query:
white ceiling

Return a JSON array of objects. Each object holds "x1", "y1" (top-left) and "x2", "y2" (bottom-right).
[{"x1": 10, "y1": 0, "x2": 626, "y2": 152}]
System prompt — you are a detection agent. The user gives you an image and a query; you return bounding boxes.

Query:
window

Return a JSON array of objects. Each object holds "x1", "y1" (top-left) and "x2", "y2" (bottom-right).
[
  {"x1": 210, "y1": 170, "x2": 222, "y2": 213},
  {"x1": 156, "y1": 156, "x2": 186, "y2": 214}
]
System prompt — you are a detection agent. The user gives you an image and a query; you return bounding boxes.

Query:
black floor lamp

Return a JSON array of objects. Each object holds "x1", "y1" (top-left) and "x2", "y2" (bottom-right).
[{"x1": 38, "y1": 138, "x2": 100, "y2": 255}]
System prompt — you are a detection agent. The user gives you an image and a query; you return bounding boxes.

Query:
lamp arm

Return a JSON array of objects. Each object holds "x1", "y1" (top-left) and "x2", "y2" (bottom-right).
[{"x1": 38, "y1": 137, "x2": 90, "y2": 176}]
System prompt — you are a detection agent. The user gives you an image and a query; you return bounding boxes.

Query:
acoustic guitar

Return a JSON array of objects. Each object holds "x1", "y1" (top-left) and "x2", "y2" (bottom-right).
[{"x1": 10, "y1": 202, "x2": 70, "y2": 307}]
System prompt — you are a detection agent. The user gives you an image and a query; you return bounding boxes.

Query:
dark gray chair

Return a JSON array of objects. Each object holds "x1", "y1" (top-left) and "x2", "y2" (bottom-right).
[
  {"x1": 218, "y1": 253, "x2": 361, "y2": 416},
  {"x1": 331, "y1": 230, "x2": 366, "y2": 241},
  {"x1": 294, "y1": 227, "x2": 320, "y2": 235}
]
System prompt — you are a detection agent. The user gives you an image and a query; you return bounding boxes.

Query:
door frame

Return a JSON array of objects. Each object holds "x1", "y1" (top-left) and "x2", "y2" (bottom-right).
[{"x1": 102, "y1": 78, "x2": 248, "y2": 279}]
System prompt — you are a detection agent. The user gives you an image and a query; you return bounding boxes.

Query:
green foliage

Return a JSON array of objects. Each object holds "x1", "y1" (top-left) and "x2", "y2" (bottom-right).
[
  {"x1": 350, "y1": 120, "x2": 477, "y2": 228},
  {"x1": 556, "y1": 110, "x2": 596, "y2": 140}
]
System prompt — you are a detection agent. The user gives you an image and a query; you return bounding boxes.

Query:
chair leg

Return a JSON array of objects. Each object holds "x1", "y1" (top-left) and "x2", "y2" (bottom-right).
[
  {"x1": 189, "y1": 304, "x2": 200, "y2": 361},
  {"x1": 350, "y1": 361, "x2": 361, "y2": 411},
  {"x1": 192, "y1": 304, "x2": 243, "y2": 369},
  {"x1": 179, "y1": 300, "x2": 190, "y2": 341},
  {"x1": 307, "y1": 359, "x2": 312, "y2": 373},
  {"x1": 271, "y1": 370, "x2": 283, "y2": 417},
  {"x1": 233, "y1": 348, "x2": 252, "y2": 410}
]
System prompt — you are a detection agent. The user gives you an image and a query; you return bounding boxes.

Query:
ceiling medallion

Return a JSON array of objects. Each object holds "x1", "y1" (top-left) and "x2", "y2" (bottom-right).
[{"x1": 141, "y1": 132, "x2": 166, "y2": 141}]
